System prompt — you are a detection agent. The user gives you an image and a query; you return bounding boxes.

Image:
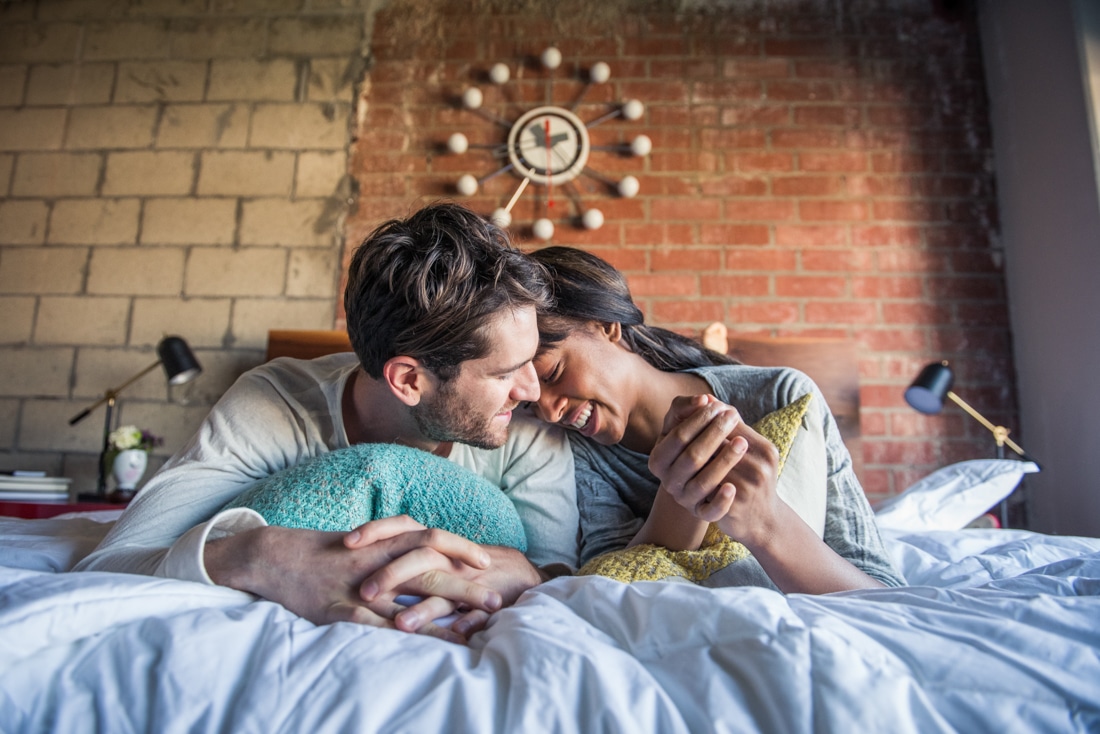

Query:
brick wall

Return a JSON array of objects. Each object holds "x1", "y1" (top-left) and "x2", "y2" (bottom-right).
[
  {"x1": 0, "y1": 0, "x2": 365, "y2": 494},
  {"x1": 348, "y1": 0, "x2": 1011, "y2": 500},
  {"x1": 0, "y1": 0, "x2": 1013, "y2": 503}
]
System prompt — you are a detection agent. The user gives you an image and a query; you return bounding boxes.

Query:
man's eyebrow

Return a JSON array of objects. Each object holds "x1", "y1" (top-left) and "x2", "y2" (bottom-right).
[{"x1": 491, "y1": 357, "x2": 533, "y2": 376}]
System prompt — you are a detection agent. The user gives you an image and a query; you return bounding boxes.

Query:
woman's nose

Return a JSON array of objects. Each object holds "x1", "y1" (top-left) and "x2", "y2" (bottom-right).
[{"x1": 534, "y1": 390, "x2": 566, "y2": 424}]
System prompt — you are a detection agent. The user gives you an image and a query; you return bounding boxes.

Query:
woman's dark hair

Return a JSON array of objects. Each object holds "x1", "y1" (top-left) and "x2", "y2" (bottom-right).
[
  {"x1": 345, "y1": 202, "x2": 551, "y2": 381},
  {"x1": 530, "y1": 246, "x2": 736, "y2": 371}
]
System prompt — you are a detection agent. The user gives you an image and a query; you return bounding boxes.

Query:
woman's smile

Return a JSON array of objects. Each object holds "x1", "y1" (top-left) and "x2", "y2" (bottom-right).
[{"x1": 565, "y1": 401, "x2": 593, "y2": 431}]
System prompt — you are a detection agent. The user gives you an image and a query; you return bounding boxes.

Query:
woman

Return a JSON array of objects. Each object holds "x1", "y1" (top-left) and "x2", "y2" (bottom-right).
[{"x1": 529, "y1": 246, "x2": 904, "y2": 593}]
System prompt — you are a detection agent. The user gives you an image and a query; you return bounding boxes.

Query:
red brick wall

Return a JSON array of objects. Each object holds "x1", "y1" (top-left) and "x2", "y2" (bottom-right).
[{"x1": 343, "y1": 0, "x2": 1013, "y2": 501}]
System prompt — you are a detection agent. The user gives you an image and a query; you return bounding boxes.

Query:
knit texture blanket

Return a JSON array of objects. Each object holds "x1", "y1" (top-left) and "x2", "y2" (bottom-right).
[
  {"x1": 577, "y1": 393, "x2": 813, "y2": 584},
  {"x1": 222, "y1": 443, "x2": 527, "y2": 552}
]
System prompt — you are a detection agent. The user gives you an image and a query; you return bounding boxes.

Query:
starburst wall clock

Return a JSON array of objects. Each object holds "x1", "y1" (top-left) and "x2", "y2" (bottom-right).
[{"x1": 445, "y1": 46, "x2": 652, "y2": 240}]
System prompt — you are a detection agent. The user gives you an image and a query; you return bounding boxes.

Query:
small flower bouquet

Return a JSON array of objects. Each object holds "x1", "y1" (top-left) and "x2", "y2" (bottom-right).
[
  {"x1": 107, "y1": 425, "x2": 163, "y2": 454},
  {"x1": 103, "y1": 426, "x2": 162, "y2": 500}
]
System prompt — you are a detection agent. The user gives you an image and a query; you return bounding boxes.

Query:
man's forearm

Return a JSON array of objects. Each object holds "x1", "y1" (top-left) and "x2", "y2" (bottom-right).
[{"x1": 203, "y1": 526, "x2": 265, "y2": 593}]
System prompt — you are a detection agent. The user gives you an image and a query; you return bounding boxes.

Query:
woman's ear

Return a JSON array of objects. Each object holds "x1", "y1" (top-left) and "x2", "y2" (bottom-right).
[
  {"x1": 381, "y1": 356, "x2": 428, "y2": 406},
  {"x1": 602, "y1": 321, "x2": 623, "y2": 343}
]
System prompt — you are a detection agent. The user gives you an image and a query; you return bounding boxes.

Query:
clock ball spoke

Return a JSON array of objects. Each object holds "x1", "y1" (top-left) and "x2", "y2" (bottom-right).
[
  {"x1": 477, "y1": 165, "x2": 514, "y2": 185},
  {"x1": 582, "y1": 208, "x2": 604, "y2": 230},
  {"x1": 504, "y1": 176, "x2": 531, "y2": 213}
]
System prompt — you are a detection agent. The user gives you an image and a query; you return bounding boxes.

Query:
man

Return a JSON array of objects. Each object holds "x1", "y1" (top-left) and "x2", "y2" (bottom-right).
[{"x1": 74, "y1": 203, "x2": 579, "y2": 644}]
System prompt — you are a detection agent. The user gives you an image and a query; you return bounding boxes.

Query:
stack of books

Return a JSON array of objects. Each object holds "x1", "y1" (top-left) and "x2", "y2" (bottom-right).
[{"x1": 0, "y1": 472, "x2": 72, "y2": 503}]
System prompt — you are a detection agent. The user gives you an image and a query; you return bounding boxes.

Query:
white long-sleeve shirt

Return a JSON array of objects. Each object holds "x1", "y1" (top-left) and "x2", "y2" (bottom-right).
[{"x1": 74, "y1": 353, "x2": 580, "y2": 582}]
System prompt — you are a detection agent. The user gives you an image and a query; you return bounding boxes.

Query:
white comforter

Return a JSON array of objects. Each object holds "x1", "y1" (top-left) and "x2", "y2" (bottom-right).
[{"x1": 1, "y1": 514, "x2": 1098, "y2": 733}]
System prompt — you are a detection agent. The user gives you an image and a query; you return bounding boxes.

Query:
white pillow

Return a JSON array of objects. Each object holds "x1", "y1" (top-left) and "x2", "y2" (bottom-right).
[{"x1": 873, "y1": 459, "x2": 1040, "y2": 532}]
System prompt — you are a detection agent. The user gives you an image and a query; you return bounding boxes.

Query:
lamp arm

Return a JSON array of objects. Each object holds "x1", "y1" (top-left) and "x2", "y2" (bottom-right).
[
  {"x1": 68, "y1": 360, "x2": 162, "y2": 425},
  {"x1": 946, "y1": 390, "x2": 1029, "y2": 459}
]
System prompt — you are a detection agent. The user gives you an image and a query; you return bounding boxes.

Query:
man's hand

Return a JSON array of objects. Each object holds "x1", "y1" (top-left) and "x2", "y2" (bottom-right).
[
  {"x1": 345, "y1": 521, "x2": 542, "y2": 636},
  {"x1": 204, "y1": 515, "x2": 503, "y2": 644}
]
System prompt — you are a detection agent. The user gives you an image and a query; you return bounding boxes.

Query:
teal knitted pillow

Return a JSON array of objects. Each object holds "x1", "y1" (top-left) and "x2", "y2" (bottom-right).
[{"x1": 222, "y1": 443, "x2": 527, "y2": 552}]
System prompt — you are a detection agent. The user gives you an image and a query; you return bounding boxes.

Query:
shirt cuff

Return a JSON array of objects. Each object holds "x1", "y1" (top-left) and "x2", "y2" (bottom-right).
[
  {"x1": 538, "y1": 562, "x2": 576, "y2": 580},
  {"x1": 156, "y1": 507, "x2": 268, "y2": 585}
]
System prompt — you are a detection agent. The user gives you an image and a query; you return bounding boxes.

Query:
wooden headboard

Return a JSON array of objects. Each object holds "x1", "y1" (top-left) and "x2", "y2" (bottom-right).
[
  {"x1": 266, "y1": 329, "x2": 352, "y2": 362},
  {"x1": 266, "y1": 325, "x2": 863, "y2": 477}
]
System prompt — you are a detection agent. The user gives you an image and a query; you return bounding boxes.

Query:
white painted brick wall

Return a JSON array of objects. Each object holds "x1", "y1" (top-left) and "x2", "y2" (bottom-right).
[
  {"x1": 142, "y1": 198, "x2": 237, "y2": 245},
  {"x1": 157, "y1": 104, "x2": 250, "y2": 148},
  {"x1": 49, "y1": 199, "x2": 142, "y2": 245},
  {"x1": 0, "y1": 0, "x2": 364, "y2": 494},
  {"x1": 0, "y1": 200, "x2": 49, "y2": 244},
  {"x1": 12, "y1": 152, "x2": 101, "y2": 196},
  {"x1": 103, "y1": 152, "x2": 197, "y2": 196}
]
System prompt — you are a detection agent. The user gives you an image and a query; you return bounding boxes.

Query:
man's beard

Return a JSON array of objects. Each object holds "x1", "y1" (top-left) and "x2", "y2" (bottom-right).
[{"x1": 411, "y1": 383, "x2": 510, "y2": 451}]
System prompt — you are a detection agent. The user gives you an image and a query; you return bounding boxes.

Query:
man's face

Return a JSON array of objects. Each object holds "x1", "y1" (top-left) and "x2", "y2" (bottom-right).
[{"x1": 411, "y1": 305, "x2": 540, "y2": 450}]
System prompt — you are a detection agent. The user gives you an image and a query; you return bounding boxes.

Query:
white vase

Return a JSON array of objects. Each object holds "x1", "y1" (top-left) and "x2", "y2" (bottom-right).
[{"x1": 112, "y1": 449, "x2": 148, "y2": 491}]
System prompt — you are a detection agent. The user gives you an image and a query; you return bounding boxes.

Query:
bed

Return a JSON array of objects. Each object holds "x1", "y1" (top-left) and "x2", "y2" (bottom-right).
[{"x1": 2, "y1": 331, "x2": 1098, "y2": 732}]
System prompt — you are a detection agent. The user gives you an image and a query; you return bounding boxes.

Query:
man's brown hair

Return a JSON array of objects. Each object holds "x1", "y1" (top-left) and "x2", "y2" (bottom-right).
[{"x1": 345, "y1": 202, "x2": 551, "y2": 381}]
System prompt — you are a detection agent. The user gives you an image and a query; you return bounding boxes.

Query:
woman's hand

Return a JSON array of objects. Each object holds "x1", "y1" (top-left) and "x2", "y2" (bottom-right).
[
  {"x1": 648, "y1": 394, "x2": 781, "y2": 548},
  {"x1": 648, "y1": 395, "x2": 885, "y2": 594}
]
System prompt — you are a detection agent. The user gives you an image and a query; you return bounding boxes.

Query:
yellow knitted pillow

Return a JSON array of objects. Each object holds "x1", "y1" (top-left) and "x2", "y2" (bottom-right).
[{"x1": 577, "y1": 392, "x2": 813, "y2": 584}]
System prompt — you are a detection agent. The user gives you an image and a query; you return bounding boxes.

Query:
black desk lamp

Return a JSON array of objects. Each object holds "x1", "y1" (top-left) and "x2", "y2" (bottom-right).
[
  {"x1": 904, "y1": 360, "x2": 1040, "y2": 526},
  {"x1": 69, "y1": 336, "x2": 202, "y2": 495}
]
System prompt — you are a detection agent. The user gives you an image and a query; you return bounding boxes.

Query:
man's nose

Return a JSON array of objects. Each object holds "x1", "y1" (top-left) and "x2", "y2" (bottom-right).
[{"x1": 512, "y1": 361, "x2": 540, "y2": 404}]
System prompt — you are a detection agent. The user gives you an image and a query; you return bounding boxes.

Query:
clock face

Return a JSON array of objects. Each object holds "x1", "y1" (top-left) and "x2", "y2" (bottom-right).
[{"x1": 506, "y1": 106, "x2": 590, "y2": 186}]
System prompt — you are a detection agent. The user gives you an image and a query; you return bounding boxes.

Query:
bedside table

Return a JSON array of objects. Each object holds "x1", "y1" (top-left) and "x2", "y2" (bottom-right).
[{"x1": 0, "y1": 500, "x2": 127, "y2": 519}]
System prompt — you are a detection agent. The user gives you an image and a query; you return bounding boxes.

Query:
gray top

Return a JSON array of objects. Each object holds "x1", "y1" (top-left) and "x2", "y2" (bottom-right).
[
  {"x1": 571, "y1": 364, "x2": 904, "y2": 589},
  {"x1": 75, "y1": 353, "x2": 580, "y2": 582}
]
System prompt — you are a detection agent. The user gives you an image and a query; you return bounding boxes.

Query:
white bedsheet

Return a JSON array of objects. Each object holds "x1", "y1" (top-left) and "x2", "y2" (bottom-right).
[{"x1": 1, "y1": 515, "x2": 1098, "y2": 733}]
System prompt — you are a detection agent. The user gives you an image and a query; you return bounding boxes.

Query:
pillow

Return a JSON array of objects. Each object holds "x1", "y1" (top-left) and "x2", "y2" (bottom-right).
[
  {"x1": 578, "y1": 393, "x2": 813, "y2": 584},
  {"x1": 222, "y1": 443, "x2": 527, "y2": 552},
  {"x1": 873, "y1": 459, "x2": 1040, "y2": 532}
]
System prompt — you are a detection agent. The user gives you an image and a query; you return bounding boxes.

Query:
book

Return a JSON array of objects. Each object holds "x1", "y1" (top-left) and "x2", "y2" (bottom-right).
[
  {"x1": 0, "y1": 476, "x2": 72, "y2": 493},
  {"x1": 0, "y1": 490, "x2": 69, "y2": 503}
]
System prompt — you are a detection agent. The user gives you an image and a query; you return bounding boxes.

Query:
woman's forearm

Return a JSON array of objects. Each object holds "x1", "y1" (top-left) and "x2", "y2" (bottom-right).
[
  {"x1": 730, "y1": 502, "x2": 884, "y2": 594},
  {"x1": 630, "y1": 489, "x2": 709, "y2": 551}
]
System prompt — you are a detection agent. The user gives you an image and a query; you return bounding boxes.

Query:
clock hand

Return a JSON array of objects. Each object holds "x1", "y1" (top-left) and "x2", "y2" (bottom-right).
[
  {"x1": 519, "y1": 130, "x2": 570, "y2": 151},
  {"x1": 517, "y1": 139, "x2": 549, "y2": 152},
  {"x1": 527, "y1": 123, "x2": 547, "y2": 147}
]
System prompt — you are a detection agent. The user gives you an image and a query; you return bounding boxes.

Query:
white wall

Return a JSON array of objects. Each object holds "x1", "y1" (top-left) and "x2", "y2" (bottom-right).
[{"x1": 979, "y1": 0, "x2": 1100, "y2": 537}]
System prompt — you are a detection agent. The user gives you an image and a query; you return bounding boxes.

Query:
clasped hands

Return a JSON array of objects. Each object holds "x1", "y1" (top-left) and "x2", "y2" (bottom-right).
[
  {"x1": 648, "y1": 394, "x2": 782, "y2": 549},
  {"x1": 206, "y1": 515, "x2": 541, "y2": 645}
]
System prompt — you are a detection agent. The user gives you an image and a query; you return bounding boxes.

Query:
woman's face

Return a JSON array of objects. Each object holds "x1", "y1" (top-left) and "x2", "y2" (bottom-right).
[{"x1": 531, "y1": 322, "x2": 636, "y2": 446}]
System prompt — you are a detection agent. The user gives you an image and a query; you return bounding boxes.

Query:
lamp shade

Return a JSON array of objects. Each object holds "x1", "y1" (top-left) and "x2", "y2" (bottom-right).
[
  {"x1": 905, "y1": 361, "x2": 954, "y2": 415},
  {"x1": 157, "y1": 336, "x2": 202, "y2": 386}
]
